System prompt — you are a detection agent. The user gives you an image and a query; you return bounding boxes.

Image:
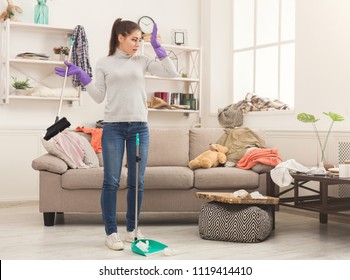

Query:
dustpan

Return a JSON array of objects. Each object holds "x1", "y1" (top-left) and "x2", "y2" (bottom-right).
[
  {"x1": 131, "y1": 239, "x2": 168, "y2": 257},
  {"x1": 131, "y1": 133, "x2": 168, "y2": 256}
]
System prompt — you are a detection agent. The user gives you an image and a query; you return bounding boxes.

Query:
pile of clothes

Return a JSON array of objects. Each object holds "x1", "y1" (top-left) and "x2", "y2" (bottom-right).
[
  {"x1": 237, "y1": 92, "x2": 289, "y2": 113},
  {"x1": 216, "y1": 127, "x2": 282, "y2": 169},
  {"x1": 217, "y1": 93, "x2": 289, "y2": 131}
]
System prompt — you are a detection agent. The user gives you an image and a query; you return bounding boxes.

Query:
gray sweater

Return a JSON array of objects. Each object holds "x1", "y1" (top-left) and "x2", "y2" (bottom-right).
[{"x1": 85, "y1": 49, "x2": 178, "y2": 122}]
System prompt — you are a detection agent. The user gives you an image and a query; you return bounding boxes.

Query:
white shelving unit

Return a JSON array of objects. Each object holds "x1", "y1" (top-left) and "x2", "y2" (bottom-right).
[
  {"x1": 141, "y1": 42, "x2": 201, "y2": 116},
  {"x1": 0, "y1": 20, "x2": 80, "y2": 104}
]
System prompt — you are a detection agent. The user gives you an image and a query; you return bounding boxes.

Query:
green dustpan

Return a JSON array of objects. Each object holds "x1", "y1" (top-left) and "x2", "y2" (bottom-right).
[
  {"x1": 131, "y1": 239, "x2": 168, "y2": 256},
  {"x1": 132, "y1": 133, "x2": 168, "y2": 256}
]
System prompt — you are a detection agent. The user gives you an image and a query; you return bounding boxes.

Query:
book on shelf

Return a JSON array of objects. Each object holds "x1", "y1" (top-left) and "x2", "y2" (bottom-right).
[
  {"x1": 15, "y1": 52, "x2": 50, "y2": 60},
  {"x1": 151, "y1": 92, "x2": 197, "y2": 110}
]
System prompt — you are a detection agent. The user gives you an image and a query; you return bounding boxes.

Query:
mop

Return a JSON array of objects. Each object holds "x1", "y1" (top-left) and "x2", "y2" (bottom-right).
[
  {"x1": 131, "y1": 133, "x2": 169, "y2": 256},
  {"x1": 43, "y1": 38, "x2": 75, "y2": 141}
]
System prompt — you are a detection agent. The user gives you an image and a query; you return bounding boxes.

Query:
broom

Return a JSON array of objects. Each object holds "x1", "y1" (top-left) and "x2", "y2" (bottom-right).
[{"x1": 43, "y1": 38, "x2": 75, "y2": 141}]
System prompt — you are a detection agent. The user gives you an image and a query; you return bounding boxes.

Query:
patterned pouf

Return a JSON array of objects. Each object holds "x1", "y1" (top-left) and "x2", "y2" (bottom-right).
[{"x1": 199, "y1": 201, "x2": 273, "y2": 243}]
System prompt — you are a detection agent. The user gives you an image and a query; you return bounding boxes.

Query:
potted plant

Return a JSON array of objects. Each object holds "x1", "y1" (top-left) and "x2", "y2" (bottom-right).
[
  {"x1": 53, "y1": 46, "x2": 69, "y2": 60},
  {"x1": 11, "y1": 76, "x2": 32, "y2": 95},
  {"x1": 297, "y1": 112, "x2": 345, "y2": 166}
]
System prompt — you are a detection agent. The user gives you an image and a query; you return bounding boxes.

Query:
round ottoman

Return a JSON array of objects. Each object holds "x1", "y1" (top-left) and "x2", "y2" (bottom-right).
[{"x1": 198, "y1": 201, "x2": 273, "y2": 243}]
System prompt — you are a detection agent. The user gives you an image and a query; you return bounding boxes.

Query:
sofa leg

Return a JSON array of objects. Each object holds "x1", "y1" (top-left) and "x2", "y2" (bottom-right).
[{"x1": 43, "y1": 212, "x2": 55, "y2": 226}]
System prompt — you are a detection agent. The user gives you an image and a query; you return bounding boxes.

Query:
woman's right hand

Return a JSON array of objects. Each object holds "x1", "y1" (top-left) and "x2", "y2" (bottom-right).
[{"x1": 55, "y1": 61, "x2": 92, "y2": 86}]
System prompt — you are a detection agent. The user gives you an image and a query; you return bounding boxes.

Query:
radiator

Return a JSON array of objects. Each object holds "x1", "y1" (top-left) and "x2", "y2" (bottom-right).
[{"x1": 336, "y1": 141, "x2": 350, "y2": 198}]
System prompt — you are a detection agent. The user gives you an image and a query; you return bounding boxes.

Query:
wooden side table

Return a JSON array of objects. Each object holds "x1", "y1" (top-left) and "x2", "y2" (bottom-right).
[{"x1": 267, "y1": 172, "x2": 350, "y2": 224}]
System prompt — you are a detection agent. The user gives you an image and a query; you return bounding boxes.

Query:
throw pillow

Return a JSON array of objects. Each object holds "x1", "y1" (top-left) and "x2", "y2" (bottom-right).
[{"x1": 79, "y1": 135, "x2": 100, "y2": 168}]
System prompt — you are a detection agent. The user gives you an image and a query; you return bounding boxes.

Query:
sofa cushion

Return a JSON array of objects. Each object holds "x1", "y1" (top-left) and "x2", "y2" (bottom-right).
[
  {"x1": 62, "y1": 167, "x2": 128, "y2": 190},
  {"x1": 79, "y1": 135, "x2": 100, "y2": 168},
  {"x1": 32, "y1": 153, "x2": 68, "y2": 174},
  {"x1": 194, "y1": 167, "x2": 259, "y2": 190},
  {"x1": 96, "y1": 152, "x2": 103, "y2": 167},
  {"x1": 189, "y1": 128, "x2": 225, "y2": 160},
  {"x1": 147, "y1": 128, "x2": 189, "y2": 167},
  {"x1": 77, "y1": 131, "x2": 104, "y2": 167},
  {"x1": 251, "y1": 164, "x2": 274, "y2": 174},
  {"x1": 144, "y1": 166, "x2": 193, "y2": 190}
]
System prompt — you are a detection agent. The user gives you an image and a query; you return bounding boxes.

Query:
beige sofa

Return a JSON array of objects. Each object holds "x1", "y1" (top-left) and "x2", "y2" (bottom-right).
[{"x1": 32, "y1": 128, "x2": 272, "y2": 226}]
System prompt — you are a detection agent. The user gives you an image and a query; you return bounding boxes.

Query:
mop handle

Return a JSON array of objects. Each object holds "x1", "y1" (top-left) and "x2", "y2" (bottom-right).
[
  {"x1": 56, "y1": 37, "x2": 75, "y2": 122},
  {"x1": 134, "y1": 133, "x2": 140, "y2": 241}
]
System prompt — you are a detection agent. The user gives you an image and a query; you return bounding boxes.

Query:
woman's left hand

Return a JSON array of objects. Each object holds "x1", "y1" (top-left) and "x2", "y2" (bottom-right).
[{"x1": 150, "y1": 24, "x2": 167, "y2": 59}]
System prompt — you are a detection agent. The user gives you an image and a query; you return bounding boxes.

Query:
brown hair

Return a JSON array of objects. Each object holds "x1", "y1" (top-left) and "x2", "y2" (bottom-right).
[{"x1": 108, "y1": 18, "x2": 141, "y2": 56}]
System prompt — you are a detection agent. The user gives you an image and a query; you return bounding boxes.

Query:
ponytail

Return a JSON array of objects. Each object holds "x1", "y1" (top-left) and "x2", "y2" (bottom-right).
[{"x1": 108, "y1": 18, "x2": 141, "y2": 56}]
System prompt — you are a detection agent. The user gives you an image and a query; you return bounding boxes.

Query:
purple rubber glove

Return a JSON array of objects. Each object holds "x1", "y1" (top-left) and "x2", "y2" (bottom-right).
[
  {"x1": 150, "y1": 23, "x2": 167, "y2": 60},
  {"x1": 55, "y1": 61, "x2": 92, "y2": 86}
]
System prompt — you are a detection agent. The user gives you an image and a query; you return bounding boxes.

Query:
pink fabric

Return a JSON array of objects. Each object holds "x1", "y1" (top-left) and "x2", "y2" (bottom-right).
[
  {"x1": 236, "y1": 148, "x2": 282, "y2": 170},
  {"x1": 53, "y1": 131, "x2": 88, "y2": 169}
]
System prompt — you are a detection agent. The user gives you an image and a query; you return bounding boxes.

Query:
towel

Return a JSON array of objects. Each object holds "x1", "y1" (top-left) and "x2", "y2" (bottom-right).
[
  {"x1": 53, "y1": 131, "x2": 88, "y2": 169},
  {"x1": 270, "y1": 159, "x2": 325, "y2": 187},
  {"x1": 236, "y1": 148, "x2": 282, "y2": 169}
]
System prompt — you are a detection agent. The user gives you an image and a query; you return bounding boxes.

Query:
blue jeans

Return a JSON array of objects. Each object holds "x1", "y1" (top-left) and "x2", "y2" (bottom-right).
[{"x1": 101, "y1": 122, "x2": 149, "y2": 235}]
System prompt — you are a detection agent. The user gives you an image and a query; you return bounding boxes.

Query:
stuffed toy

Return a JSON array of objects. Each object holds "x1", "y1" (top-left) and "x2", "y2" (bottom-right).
[
  {"x1": 0, "y1": 0, "x2": 22, "y2": 22},
  {"x1": 188, "y1": 143, "x2": 229, "y2": 170}
]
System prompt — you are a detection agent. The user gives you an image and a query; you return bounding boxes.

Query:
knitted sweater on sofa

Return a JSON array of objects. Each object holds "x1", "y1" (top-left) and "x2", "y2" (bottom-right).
[{"x1": 216, "y1": 127, "x2": 266, "y2": 163}]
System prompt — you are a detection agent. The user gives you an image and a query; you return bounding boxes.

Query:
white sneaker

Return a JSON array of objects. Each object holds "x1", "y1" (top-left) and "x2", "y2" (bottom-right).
[
  {"x1": 105, "y1": 233, "x2": 124, "y2": 250},
  {"x1": 124, "y1": 229, "x2": 146, "y2": 243}
]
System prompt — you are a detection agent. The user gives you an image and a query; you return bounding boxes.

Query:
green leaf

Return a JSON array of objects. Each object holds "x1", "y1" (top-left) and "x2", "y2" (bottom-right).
[
  {"x1": 297, "y1": 113, "x2": 319, "y2": 123},
  {"x1": 323, "y1": 112, "x2": 345, "y2": 122}
]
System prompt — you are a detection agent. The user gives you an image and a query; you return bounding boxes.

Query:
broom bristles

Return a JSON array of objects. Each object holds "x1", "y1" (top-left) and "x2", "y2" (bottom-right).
[{"x1": 43, "y1": 117, "x2": 71, "y2": 141}]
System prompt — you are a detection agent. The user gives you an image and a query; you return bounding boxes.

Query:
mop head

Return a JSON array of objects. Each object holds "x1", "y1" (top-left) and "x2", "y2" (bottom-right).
[{"x1": 43, "y1": 117, "x2": 71, "y2": 140}]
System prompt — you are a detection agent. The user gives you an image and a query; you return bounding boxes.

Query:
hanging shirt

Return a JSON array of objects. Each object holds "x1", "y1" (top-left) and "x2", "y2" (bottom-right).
[{"x1": 71, "y1": 25, "x2": 92, "y2": 91}]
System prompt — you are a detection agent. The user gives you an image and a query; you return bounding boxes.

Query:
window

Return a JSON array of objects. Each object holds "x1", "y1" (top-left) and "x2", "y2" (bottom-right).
[{"x1": 233, "y1": 0, "x2": 295, "y2": 107}]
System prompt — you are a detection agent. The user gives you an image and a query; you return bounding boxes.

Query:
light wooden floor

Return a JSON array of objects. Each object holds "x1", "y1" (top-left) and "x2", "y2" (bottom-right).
[{"x1": 1, "y1": 201, "x2": 350, "y2": 260}]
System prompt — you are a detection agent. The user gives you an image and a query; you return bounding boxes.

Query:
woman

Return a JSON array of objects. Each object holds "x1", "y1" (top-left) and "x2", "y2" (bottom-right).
[{"x1": 55, "y1": 18, "x2": 177, "y2": 250}]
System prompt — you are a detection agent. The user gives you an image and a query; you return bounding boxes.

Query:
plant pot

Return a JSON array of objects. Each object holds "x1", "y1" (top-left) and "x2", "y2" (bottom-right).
[
  {"x1": 14, "y1": 89, "x2": 31, "y2": 96},
  {"x1": 59, "y1": 54, "x2": 67, "y2": 61}
]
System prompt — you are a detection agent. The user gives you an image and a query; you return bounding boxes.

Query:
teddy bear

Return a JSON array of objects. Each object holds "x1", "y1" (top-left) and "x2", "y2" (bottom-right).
[
  {"x1": 0, "y1": 1, "x2": 22, "y2": 22},
  {"x1": 188, "y1": 143, "x2": 229, "y2": 170}
]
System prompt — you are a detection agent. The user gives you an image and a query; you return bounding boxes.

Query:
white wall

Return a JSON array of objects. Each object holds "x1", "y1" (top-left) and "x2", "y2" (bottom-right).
[
  {"x1": 2, "y1": 0, "x2": 350, "y2": 201},
  {"x1": 0, "y1": 0, "x2": 201, "y2": 201},
  {"x1": 204, "y1": 0, "x2": 350, "y2": 133},
  {"x1": 0, "y1": 0, "x2": 201, "y2": 130}
]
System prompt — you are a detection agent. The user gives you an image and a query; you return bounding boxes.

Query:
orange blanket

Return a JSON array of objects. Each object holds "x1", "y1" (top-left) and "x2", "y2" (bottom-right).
[
  {"x1": 236, "y1": 148, "x2": 282, "y2": 170},
  {"x1": 75, "y1": 126, "x2": 102, "y2": 153}
]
